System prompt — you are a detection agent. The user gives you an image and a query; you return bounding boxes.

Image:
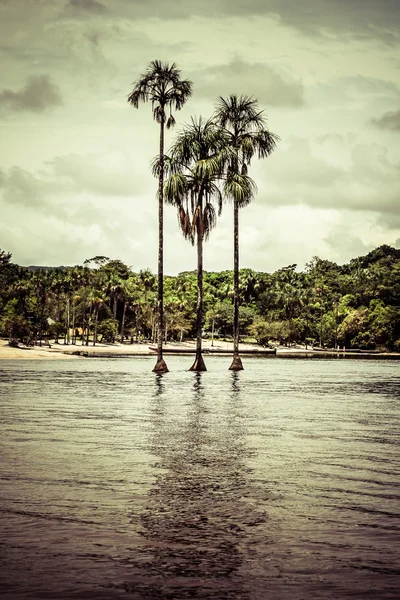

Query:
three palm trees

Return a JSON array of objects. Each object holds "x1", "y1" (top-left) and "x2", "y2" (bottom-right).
[{"x1": 128, "y1": 61, "x2": 277, "y2": 372}]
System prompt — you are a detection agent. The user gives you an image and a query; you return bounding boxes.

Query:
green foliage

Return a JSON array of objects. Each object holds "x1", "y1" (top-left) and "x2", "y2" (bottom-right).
[
  {"x1": 0, "y1": 314, "x2": 31, "y2": 344},
  {"x1": 97, "y1": 319, "x2": 119, "y2": 343},
  {"x1": 249, "y1": 318, "x2": 290, "y2": 346},
  {"x1": 0, "y1": 244, "x2": 399, "y2": 352},
  {"x1": 48, "y1": 321, "x2": 66, "y2": 338}
]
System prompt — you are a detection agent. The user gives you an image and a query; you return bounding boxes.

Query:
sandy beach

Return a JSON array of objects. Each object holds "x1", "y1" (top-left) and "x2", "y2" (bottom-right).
[
  {"x1": 1, "y1": 339, "x2": 397, "y2": 360},
  {"x1": 0, "y1": 338, "x2": 264, "y2": 360}
]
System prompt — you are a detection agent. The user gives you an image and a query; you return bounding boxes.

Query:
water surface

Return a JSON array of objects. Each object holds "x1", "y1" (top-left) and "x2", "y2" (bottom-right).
[{"x1": 0, "y1": 357, "x2": 399, "y2": 599}]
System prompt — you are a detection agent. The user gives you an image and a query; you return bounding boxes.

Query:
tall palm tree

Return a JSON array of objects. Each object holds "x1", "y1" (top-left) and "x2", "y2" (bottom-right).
[
  {"x1": 128, "y1": 60, "x2": 192, "y2": 373},
  {"x1": 88, "y1": 291, "x2": 106, "y2": 346},
  {"x1": 214, "y1": 94, "x2": 278, "y2": 370},
  {"x1": 158, "y1": 117, "x2": 230, "y2": 371}
]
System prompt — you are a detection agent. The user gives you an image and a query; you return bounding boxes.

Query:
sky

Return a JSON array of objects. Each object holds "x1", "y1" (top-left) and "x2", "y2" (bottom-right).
[{"x1": 1, "y1": 0, "x2": 399, "y2": 274}]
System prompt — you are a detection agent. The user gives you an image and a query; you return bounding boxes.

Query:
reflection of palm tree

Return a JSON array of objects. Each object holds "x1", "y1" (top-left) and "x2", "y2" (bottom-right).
[
  {"x1": 231, "y1": 370, "x2": 240, "y2": 394},
  {"x1": 128, "y1": 61, "x2": 192, "y2": 374},
  {"x1": 126, "y1": 372, "x2": 267, "y2": 598}
]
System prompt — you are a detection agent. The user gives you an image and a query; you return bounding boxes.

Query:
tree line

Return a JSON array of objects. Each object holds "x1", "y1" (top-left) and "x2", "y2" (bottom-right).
[{"x1": 1, "y1": 244, "x2": 399, "y2": 353}]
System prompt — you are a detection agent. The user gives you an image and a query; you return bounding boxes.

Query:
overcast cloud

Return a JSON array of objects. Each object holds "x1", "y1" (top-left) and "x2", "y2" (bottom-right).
[
  {"x1": 0, "y1": 0, "x2": 399, "y2": 273},
  {"x1": 0, "y1": 75, "x2": 63, "y2": 113}
]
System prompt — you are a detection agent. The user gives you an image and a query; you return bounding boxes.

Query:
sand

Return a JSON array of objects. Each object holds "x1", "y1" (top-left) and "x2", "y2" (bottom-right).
[{"x1": 0, "y1": 338, "x2": 262, "y2": 360}]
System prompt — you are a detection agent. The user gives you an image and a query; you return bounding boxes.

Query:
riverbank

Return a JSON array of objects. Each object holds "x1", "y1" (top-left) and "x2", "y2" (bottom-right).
[
  {"x1": 1, "y1": 339, "x2": 399, "y2": 360},
  {"x1": 0, "y1": 339, "x2": 265, "y2": 360}
]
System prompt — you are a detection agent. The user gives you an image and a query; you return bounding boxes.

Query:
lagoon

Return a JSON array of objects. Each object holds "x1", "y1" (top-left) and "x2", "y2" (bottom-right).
[{"x1": 0, "y1": 357, "x2": 399, "y2": 599}]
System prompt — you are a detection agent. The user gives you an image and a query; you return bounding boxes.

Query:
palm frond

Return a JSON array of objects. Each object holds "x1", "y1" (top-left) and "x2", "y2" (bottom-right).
[
  {"x1": 203, "y1": 203, "x2": 217, "y2": 239},
  {"x1": 223, "y1": 173, "x2": 257, "y2": 208},
  {"x1": 177, "y1": 207, "x2": 194, "y2": 243},
  {"x1": 153, "y1": 104, "x2": 165, "y2": 123},
  {"x1": 166, "y1": 114, "x2": 176, "y2": 129},
  {"x1": 164, "y1": 173, "x2": 188, "y2": 205}
]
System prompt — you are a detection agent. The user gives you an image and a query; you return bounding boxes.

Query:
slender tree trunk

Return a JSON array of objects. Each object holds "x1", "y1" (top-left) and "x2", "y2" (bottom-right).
[
  {"x1": 153, "y1": 115, "x2": 168, "y2": 373},
  {"x1": 211, "y1": 317, "x2": 215, "y2": 347},
  {"x1": 93, "y1": 310, "x2": 98, "y2": 346},
  {"x1": 82, "y1": 284, "x2": 88, "y2": 345},
  {"x1": 319, "y1": 308, "x2": 323, "y2": 348},
  {"x1": 56, "y1": 293, "x2": 61, "y2": 322},
  {"x1": 113, "y1": 295, "x2": 117, "y2": 320},
  {"x1": 229, "y1": 198, "x2": 243, "y2": 370},
  {"x1": 72, "y1": 300, "x2": 76, "y2": 345},
  {"x1": 66, "y1": 296, "x2": 70, "y2": 345},
  {"x1": 120, "y1": 301, "x2": 127, "y2": 343},
  {"x1": 305, "y1": 307, "x2": 309, "y2": 349},
  {"x1": 334, "y1": 301, "x2": 338, "y2": 349},
  {"x1": 190, "y1": 216, "x2": 206, "y2": 372},
  {"x1": 86, "y1": 303, "x2": 92, "y2": 346}
]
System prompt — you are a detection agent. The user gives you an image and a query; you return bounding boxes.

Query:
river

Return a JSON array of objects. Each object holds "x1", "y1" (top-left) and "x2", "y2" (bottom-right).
[{"x1": 0, "y1": 356, "x2": 399, "y2": 599}]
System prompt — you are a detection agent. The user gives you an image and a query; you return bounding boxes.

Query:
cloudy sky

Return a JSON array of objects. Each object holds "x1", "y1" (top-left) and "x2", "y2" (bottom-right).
[{"x1": 1, "y1": 0, "x2": 399, "y2": 274}]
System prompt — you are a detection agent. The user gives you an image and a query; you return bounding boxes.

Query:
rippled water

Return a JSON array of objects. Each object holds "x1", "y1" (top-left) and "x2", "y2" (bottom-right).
[{"x1": 0, "y1": 356, "x2": 399, "y2": 599}]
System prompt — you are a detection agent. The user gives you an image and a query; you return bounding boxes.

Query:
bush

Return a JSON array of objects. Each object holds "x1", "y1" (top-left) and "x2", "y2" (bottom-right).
[
  {"x1": 97, "y1": 318, "x2": 118, "y2": 343},
  {"x1": 350, "y1": 331, "x2": 376, "y2": 350},
  {"x1": 249, "y1": 318, "x2": 290, "y2": 346},
  {"x1": 0, "y1": 314, "x2": 31, "y2": 345}
]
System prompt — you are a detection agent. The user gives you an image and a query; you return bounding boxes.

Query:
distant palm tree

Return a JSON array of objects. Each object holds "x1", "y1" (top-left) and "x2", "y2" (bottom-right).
[
  {"x1": 88, "y1": 291, "x2": 106, "y2": 346},
  {"x1": 128, "y1": 60, "x2": 192, "y2": 373},
  {"x1": 158, "y1": 117, "x2": 230, "y2": 371},
  {"x1": 214, "y1": 94, "x2": 278, "y2": 370},
  {"x1": 120, "y1": 276, "x2": 141, "y2": 343}
]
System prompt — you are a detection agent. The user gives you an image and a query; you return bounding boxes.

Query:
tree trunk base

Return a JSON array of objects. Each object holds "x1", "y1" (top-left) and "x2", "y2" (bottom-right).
[
  {"x1": 189, "y1": 352, "x2": 207, "y2": 372},
  {"x1": 152, "y1": 358, "x2": 169, "y2": 373},
  {"x1": 229, "y1": 355, "x2": 244, "y2": 371}
]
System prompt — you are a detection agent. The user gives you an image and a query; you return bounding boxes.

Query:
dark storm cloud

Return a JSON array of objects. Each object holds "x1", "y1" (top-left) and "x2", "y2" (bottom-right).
[
  {"x1": 372, "y1": 109, "x2": 400, "y2": 131},
  {"x1": 192, "y1": 58, "x2": 304, "y2": 107},
  {"x1": 255, "y1": 137, "x2": 400, "y2": 222},
  {"x1": 0, "y1": 166, "x2": 55, "y2": 208},
  {"x1": 99, "y1": 0, "x2": 400, "y2": 42},
  {"x1": 4, "y1": 1, "x2": 398, "y2": 43},
  {"x1": 67, "y1": 0, "x2": 106, "y2": 11},
  {"x1": 260, "y1": 0, "x2": 400, "y2": 43},
  {"x1": 0, "y1": 75, "x2": 62, "y2": 113},
  {"x1": 0, "y1": 151, "x2": 145, "y2": 211},
  {"x1": 64, "y1": 0, "x2": 107, "y2": 15}
]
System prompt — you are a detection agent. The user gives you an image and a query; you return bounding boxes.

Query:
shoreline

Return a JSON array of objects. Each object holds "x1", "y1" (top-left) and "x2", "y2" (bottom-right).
[{"x1": 1, "y1": 339, "x2": 399, "y2": 360}]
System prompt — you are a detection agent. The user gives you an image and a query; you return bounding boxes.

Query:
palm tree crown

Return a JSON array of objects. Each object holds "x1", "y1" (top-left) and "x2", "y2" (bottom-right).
[
  {"x1": 214, "y1": 94, "x2": 279, "y2": 370},
  {"x1": 215, "y1": 94, "x2": 279, "y2": 204},
  {"x1": 161, "y1": 117, "x2": 226, "y2": 241},
  {"x1": 128, "y1": 60, "x2": 192, "y2": 129}
]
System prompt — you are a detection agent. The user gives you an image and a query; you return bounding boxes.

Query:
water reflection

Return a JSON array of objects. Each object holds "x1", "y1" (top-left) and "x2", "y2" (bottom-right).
[
  {"x1": 231, "y1": 371, "x2": 240, "y2": 395},
  {"x1": 154, "y1": 373, "x2": 165, "y2": 397},
  {"x1": 125, "y1": 371, "x2": 266, "y2": 598},
  {"x1": 1, "y1": 359, "x2": 399, "y2": 598}
]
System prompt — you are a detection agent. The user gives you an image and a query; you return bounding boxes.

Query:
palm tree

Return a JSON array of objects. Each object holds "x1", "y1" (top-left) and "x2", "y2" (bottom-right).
[
  {"x1": 159, "y1": 117, "x2": 228, "y2": 371},
  {"x1": 214, "y1": 94, "x2": 278, "y2": 370},
  {"x1": 128, "y1": 60, "x2": 192, "y2": 373},
  {"x1": 120, "y1": 276, "x2": 141, "y2": 343}
]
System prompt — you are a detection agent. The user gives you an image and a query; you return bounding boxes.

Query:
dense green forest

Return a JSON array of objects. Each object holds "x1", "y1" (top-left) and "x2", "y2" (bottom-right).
[{"x1": 1, "y1": 244, "x2": 399, "y2": 351}]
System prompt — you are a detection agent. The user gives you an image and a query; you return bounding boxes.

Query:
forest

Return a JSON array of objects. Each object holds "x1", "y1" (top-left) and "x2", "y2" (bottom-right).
[{"x1": 1, "y1": 244, "x2": 399, "y2": 352}]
